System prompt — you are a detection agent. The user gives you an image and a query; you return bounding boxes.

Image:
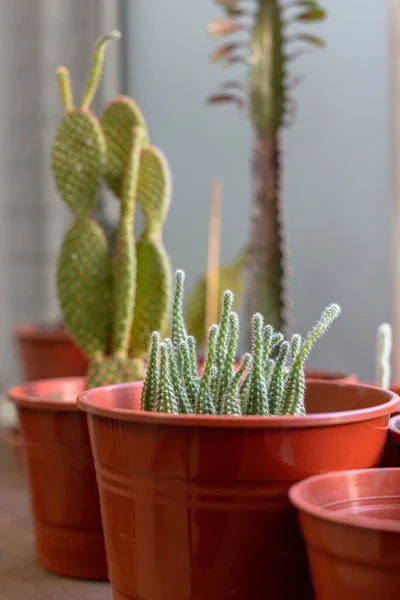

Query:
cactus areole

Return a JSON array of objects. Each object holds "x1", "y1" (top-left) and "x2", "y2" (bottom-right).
[
  {"x1": 208, "y1": 0, "x2": 327, "y2": 343},
  {"x1": 51, "y1": 32, "x2": 172, "y2": 389}
]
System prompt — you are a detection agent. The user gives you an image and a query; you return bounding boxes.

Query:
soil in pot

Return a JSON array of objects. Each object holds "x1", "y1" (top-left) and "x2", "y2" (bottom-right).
[
  {"x1": 289, "y1": 468, "x2": 400, "y2": 600},
  {"x1": 7, "y1": 377, "x2": 110, "y2": 580},
  {"x1": 78, "y1": 381, "x2": 398, "y2": 600},
  {"x1": 14, "y1": 323, "x2": 88, "y2": 381}
]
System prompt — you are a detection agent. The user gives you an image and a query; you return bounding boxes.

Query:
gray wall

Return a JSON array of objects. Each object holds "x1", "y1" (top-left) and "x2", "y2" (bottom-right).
[{"x1": 124, "y1": 0, "x2": 390, "y2": 380}]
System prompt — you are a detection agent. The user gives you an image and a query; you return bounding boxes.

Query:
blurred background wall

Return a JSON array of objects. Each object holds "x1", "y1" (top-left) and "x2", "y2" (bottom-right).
[
  {"x1": 0, "y1": 0, "x2": 391, "y2": 391},
  {"x1": 122, "y1": 0, "x2": 390, "y2": 380}
]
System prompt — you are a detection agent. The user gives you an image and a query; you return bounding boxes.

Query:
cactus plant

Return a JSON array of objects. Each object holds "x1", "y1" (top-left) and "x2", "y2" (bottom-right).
[
  {"x1": 208, "y1": 0, "x2": 326, "y2": 345},
  {"x1": 51, "y1": 32, "x2": 172, "y2": 389},
  {"x1": 140, "y1": 269, "x2": 341, "y2": 416},
  {"x1": 376, "y1": 323, "x2": 392, "y2": 389}
]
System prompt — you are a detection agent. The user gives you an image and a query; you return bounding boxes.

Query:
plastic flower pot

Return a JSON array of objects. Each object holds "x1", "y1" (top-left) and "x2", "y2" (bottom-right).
[
  {"x1": 289, "y1": 468, "x2": 400, "y2": 600},
  {"x1": 381, "y1": 414, "x2": 400, "y2": 468},
  {"x1": 77, "y1": 381, "x2": 398, "y2": 600},
  {"x1": 14, "y1": 323, "x2": 89, "y2": 381},
  {"x1": 7, "y1": 377, "x2": 108, "y2": 580}
]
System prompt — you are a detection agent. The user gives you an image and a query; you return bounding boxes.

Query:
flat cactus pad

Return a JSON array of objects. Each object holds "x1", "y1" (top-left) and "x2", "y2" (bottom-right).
[
  {"x1": 100, "y1": 96, "x2": 148, "y2": 199},
  {"x1": 130, "y1": 236, "x2": 171, "y2": 357},
  {"x1": 57, "y1": 217, "x2": 112, "y2": 358},
  {"x1": 51, "y1": 110, "x2": 106, "y2": 216},
  {"x1": 137, "y1": 146, "x2": 171, "y2": 233}
]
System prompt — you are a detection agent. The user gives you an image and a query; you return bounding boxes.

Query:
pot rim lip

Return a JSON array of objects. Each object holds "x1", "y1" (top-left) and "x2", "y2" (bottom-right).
[
  {"x1": 389, "y1": 414, "x2": 400, "y2": 442},
  {"x1": 7, "y1": 376, "x2": 86, "y2": 412},
  {"x1": 13, "y1": 322, "x2": 69, "y2": 341},
  {"x1": 77, "y1": 381, "x2": 399, "y2": 428},
  {"x1": 304, "y1": 369, "x2": 357, "y2": 381},
  {"x1": 289, "y1": 468, "x2": 400, "y2": 533}
]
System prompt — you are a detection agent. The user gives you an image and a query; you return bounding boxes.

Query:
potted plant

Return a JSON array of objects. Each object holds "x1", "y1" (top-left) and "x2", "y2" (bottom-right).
[
  {"x1": 7, "y1": 30, "x2": 172, "y2": 580},
  {"x1": 78, "y1": 270, "x2": 398, "y2": 600},
  {"x1": 289, "y1": 468, "x2": 400, "y2": 599}
]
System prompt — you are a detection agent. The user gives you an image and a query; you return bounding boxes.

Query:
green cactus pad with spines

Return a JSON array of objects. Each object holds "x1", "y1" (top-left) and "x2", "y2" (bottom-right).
[
  {"x1": 137, "y1": 146, "x2": 171, "y2": 233},
  {"x1": 51, "y1": 110, "x2": 106, "y2": 216},
  {"x1": 130, "y1": 236, "x2": 171, "y2": 357},
  {"x1": 100, "y1": 96, "x2": 148, "y2": 198},
  {"x1": 86, "y1": 355, "x2": 145, "y2": 389},
  {"x1": 111, "y1": 127, "x2": 145, "y2": 356},
  {"x1": 56, "y1": 217, "x2": 112, "y2": 358}
]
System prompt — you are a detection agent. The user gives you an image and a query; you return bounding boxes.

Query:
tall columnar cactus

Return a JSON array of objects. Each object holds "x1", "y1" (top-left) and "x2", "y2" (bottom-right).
[
  {"x1": 208, "y1": 1, "x2": 326, "y2": 345},
  {"x1": 140, "y1": 269, "x2": 341, "y2": 416},
  {"x1": 376, "y1": 323, "x2": 392, "y2": 389},
  {"x1": 51, "y1": 32, "x2": 172, "y2": 389}
]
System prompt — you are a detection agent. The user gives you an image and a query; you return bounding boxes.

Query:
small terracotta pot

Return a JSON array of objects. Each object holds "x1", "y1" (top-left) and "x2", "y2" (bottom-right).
[
  {"x1": 7, "y1": 377, "x2": 108, "y2": 580},
  {"x1": 289, "y1": 468, "x2": 400, "y2": 600},
  {"x1": 78, "y1": 381, "x2": 398, "y2": 600},
  {"x1": 381, "y1": 414, "x2": 400, "y2": 468},
  {"x1": 305, "y1": 369, "x2": 358, "y2": 383},
  {"x1": 14, "y1": 323, "x2": 88, "y2": 381}
]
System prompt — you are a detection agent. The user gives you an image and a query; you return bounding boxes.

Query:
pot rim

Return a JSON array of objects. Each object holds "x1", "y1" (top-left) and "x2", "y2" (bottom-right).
[
  {"x1": 77, "y1": 381, "x2": 399, "y2": 429},
  {"x1": 14, "y1": 322, "x2": 69, "y2": 342},
  {"x1": 389, "y1": 414, "x2": 400, "y2": 443},
  {"x1": 7, "y1": 376, "x2": 86, "y2": 412},
  {"x1": 289, "y1": 468, "x2": 400, "y2": 533}
]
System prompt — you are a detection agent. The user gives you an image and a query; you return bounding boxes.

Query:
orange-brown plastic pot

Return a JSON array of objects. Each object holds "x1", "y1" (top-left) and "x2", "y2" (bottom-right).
[
  {"x1": 289, "y1": 468, "x2": 400, "y2": 600},
  {"x1": 7, "y1": 377, "x2": 108, "y2": 580},
  {"x1": 14, "y1": 323, "x2": 88, "y2": 381},
  {"x1": 78, "y1": 381, "x2": 398, "y2": 600},
  {"x1": 382, "y1": 414, "x2": 400, "y2": 468}
]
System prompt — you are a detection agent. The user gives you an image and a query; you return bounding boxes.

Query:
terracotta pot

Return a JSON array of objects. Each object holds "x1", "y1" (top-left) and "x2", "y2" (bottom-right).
[
  {"x1": 14, "y1": 323, "x2": 89, "y2": 381},
  {"x1": 289, "y1": 468, "x2": 400, "y2": 600},
  {"x1": 7, "y1": 377, "x2": 108, "y2": 580},
  {"x1": 305, "y1": 369, "x2": 358, "y2": 383},
  {"x1": 78, "y1": 381, "x2": 398, "y2": 600}
]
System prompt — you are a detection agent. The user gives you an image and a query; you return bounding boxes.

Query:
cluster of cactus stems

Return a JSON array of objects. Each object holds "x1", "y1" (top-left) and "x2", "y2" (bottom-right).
[
  {"x1": 208, "y1": 0, "x2": 326, "y2": 345},
  {"x1": 51, "y1": 32, "x2": 172, "y2": 388},
  {"x1": 376, "y1": 323, "x2": 392, "y2": 389},
  {"x1": 141, "y1": 270, "x2": 341, "y2": 416}
]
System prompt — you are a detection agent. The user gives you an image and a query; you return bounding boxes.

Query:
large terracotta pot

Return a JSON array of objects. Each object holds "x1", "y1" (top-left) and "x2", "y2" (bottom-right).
[
  {"x1": 14, "y1": 323, "x2": 88, "y2": 381},
  {"x1": 289, "y1": 468, "x2": 400, "y2": 600},
  {"x1": 78, "y1": 381, "x2": 398, "y2": 600},
  {"x1": 7, "y1": 377, "x2": 108, "y2": 580}
]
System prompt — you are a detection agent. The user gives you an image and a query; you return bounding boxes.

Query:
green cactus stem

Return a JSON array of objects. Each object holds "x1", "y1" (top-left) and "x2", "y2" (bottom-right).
[
  {"x1": 80, "y1": 31, "x2": 121, "y2": 111},
  {"x1": 376, "y1": 323, "x2": 392, "y2": 389},
  {"x1": 111, "y1": 127, "x2": 144, "y2": 356},
  {"x1": 141, "y1": 270, "x2": 340, "y2": 416},
  {"x1": 208, "y1": 1, "x2": 326, "y2": 344},
  {"x1": 56, "y1": 67, "x2": 73, "y2": 112}
]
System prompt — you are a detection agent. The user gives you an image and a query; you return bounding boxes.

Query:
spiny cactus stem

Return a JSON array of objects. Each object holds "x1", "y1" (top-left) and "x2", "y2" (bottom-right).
[
  {"x1": 56, "y1": 67, "x2": 73, "y2": 112},
  {"x1": 80, "y1": 30, "x2": 121, "y2": 111}
]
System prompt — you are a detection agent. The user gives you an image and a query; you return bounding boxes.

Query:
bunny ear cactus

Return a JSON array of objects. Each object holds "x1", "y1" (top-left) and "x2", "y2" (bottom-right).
[
  {"x1": 141, "y1": 270, "x2": 341, "y2": 416},
  {"x1": 51, "y1": 32, "x2": 172, "y2": 389},
  {"x1": 208, "y1": 1, "x2": 326, "y2": 345}
]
